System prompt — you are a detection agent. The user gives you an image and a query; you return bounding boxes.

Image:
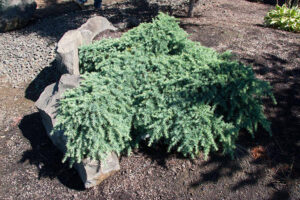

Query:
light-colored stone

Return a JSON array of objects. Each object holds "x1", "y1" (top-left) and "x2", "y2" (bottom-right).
[
  {"x1": 56, "y1": 30, "x2": 82, "y2": 75},
  {"x1": 56, "y1": 16, "x2": 117, "y2": 75},
  {"x1": 75, "y1": 153, "x2": 120, "y2": 188},
  {"x1": 35, "y1": 74, "x2": 120, "y2": 188},
  {"x1": 0, "y1": 0, "x2": 36, "y2": 32},
  {"x1": 78, "y1": 16, "x2": 117, "y2": 38}
]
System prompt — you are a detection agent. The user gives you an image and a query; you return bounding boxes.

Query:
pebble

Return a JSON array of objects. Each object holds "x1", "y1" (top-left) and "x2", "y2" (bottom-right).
[
  {"x1": 0, "y1": 10, "x2": 98, "y2": 88},
  {"x1": 0, "y1": 1, "x2": 188, "y2": 88}
]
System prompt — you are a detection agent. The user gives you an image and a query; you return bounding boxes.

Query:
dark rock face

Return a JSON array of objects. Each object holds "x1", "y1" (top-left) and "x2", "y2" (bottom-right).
[
  {"x1": 35, "y1": 74, "x2": 121, "y2": 188},
  {"x1": 0, "y1": 0, "x2": 36, "y2": 32}
]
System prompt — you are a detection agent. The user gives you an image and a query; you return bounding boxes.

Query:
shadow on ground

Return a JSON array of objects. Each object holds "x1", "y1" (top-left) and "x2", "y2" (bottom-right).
[
  {"x1": 18, "y1": 112, "x2": 85, "y2": 190},
  {"x1": 25, "y1": 59, "x2": 61, "y2": 101},
  {"x1": 188, "y1": 51, "x2": 300, "y2": 199},
  {"x1": 21, "y1": 0, "x2": 189, "y2": 41}
]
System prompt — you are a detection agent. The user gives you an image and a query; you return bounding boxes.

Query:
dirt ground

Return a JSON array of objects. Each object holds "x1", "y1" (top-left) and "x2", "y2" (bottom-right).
[{"x1": 0, "y1": 0, "x2": 300, "y2": 199}]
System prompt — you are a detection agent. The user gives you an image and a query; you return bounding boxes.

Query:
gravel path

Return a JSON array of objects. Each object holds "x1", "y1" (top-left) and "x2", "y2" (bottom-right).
[{"x1": 0, "y1": 10, "x2": 99, "y2": 88}]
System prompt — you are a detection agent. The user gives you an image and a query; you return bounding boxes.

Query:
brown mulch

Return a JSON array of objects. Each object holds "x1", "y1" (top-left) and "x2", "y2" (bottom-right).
[{"x1": 0, "y1": 0, "x2": 299, "y2": 199}]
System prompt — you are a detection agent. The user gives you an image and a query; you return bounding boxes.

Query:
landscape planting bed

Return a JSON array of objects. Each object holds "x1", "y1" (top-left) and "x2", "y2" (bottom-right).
[{"x1": 0, "y1": 0, "x2": 299, "y2": 199}]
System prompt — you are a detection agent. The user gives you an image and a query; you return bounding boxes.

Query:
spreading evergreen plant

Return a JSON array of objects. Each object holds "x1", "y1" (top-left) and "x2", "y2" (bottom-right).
[{"x1": 54, "y1": 13, "x2": 275, "y2": 166}]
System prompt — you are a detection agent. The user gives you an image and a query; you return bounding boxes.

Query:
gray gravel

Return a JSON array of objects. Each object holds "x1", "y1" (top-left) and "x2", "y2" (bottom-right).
[
  {"x1": 0, "y1": 10, "x2": 99, "y2": 88},
  {"x1": 0, "y1": 0, "x2": 189, "y2": 88},
  {"x1": 0, "y1": 31, "x2": 56, "y2": 87}
]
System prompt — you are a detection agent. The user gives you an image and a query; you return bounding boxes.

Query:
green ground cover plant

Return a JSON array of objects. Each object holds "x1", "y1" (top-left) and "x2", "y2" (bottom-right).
[
  {"x1": 54, "y1": 13, "x2": 276, "y2": 166},
  {"x1": 265, "y1": 4, "x2": 300, "y2": 32}
]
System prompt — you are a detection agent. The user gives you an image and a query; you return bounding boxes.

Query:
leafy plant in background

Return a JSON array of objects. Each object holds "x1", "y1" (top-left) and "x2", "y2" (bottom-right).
[
  {"x1": 54, "y1": 13, "x2": 276, "y2": 166},
  {"x1": 265, "y1": 4, "x2": 300, "y2": 32},
  {"x1": 251, "y1": 0, "x2": 299, "y2": 7}
]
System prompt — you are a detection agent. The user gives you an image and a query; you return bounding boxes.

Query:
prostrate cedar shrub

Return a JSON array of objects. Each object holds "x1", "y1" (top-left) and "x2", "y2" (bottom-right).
[
  {"x1": 265, "y1": 4, "x2": 300, "y2": 32},
  {"x1": 54, "y1": 13, "x2": 276, "y2": 166}
]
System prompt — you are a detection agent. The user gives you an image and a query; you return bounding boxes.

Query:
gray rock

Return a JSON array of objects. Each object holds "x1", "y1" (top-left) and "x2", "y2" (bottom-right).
[
  {"x1": 114, "y1": 17, "x2": 140, "y2": 31},
  {"x1": 75, "y1": 154, "x2": 120, "y2": 188},
  {"x1": 56, "y1": 30, "x2": 82, "y2": 75},
  {"x1": 78, "y1": 16, "x2": 117, "y2": 41},
  {"x1": 0, "y1": 0, "x2": 36, "y2": 32},
  {"x1": 114, "y1": 22, "x2": 127, "y2": 30},
  {"x1": 56, "y1": 16, "x2": 117, "y2": 75},
  {"x1": 35, "y1": 74, "x2": 80, "y2": 151},
  {"x1": 35, "y1": 74, "x2": 120, "y2": 188}
]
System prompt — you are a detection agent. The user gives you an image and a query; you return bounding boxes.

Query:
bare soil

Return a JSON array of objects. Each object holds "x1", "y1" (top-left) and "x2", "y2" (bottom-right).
[{"x1": 0, "y1": 0, "x2": 299, "y2": 199}]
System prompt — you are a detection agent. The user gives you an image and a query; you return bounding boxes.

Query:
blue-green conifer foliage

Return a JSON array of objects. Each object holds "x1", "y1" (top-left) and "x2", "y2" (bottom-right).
[{"x1": 54, "y1": 13, "x2": 276, "y2": 165}]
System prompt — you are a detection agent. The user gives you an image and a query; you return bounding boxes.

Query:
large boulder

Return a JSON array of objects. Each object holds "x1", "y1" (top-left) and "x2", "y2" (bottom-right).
[
  {"x1": 35, "y1": 74, "x2": 120, "y2": 188},
  {"x1": 56, "y1": 16, "x2": 117, "y2": 75},
  {"x1": 0, "y1": 0, "x2": 36, "y2": 32}
]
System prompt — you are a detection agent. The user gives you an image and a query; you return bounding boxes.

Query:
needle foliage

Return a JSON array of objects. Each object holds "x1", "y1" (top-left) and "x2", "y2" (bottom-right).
[{"x1": 54, "y1": 13, "x2": 275, "y2": 166}]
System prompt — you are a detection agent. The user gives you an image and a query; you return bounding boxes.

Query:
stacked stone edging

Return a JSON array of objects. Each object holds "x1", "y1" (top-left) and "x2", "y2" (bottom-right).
[{"x1": 35, "y1": 16, "x2": 120, "y2": 188}]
